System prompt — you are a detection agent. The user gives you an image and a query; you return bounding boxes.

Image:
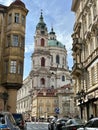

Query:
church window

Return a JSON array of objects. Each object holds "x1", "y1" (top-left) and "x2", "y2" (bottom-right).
[
  {"x1": 56, "y1": 55, "x2": 59, "y2": 64},
  {"x1": 41, "y1": 57, "x2": 45, "y2": 66},
  {"x1": 41, "y1": 78, "x2": 45, "y2": 85},
  {"x1": 62, "y1": 75, "x2": 65, "y2": 81},
  {"x1": 41, "y1": 38, "x2": 45, "y2": 46},
  {"x1": 51, "y1": 86, "x2": 54, "y2": 89}
]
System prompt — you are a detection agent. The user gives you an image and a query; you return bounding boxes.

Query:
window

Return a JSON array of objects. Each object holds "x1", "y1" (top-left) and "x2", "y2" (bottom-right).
[
  {"x1": 41, "y1": 57, "x2": 45, "y2": 67},
  {"x1": 8, "y1": 13, "x2": 12, "y2": 24},
  {"x1": 62, "y1": 75, "x2": 65, "y2": 81},
  {"x1": 41, "y1": 38, "x2": 45, "y2": 46},
  {"x1": 18, "y1": 62, "x2": 23, "y2": 74},
  {"x1": 91, "y1": 67, "x2": 95, "y2": 85},
  {"x1": 21, "y1": 15, "x2": 25, "y2": 25},
  {"x1": 14, "y1": 13, "x2": 19, "y2": 23},
  {"x1": 4, "y1": 61, "x2": 8, "y2": 74},
  {"x1": 56, "y1": 55, "x2": 59, "y2": 64},
  {"x1": 6, "y1": 35, "x2": 11, "y2": 47},
  {"x1": 20, "y1": 36, "x2": 24, "y2": 48},
  {"x1": 12, "y1": 35, "x2": 18, "y2": 46},
  {"x1": 93, "y1": 3, "x2": 97, "y2": 19},
  {"x1": 10, "y1": 61, "x2": 17, "y2": 73},
  {"x1": 41, "y1": 78, "x2": 45, "y2": 85}
]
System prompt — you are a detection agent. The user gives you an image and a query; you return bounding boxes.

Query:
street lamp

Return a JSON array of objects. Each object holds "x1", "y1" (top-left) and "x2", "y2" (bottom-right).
[{"x1": 76, "y1": 89, "x2": 85, "y2": 119}]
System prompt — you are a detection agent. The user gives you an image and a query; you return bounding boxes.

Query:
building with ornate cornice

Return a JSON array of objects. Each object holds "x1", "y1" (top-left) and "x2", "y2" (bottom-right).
[
  {"x1": 17, "y1": 12, "x2": 75, "y2": 119},
  {"x1": 0, "y1": 0, "x2": 28, "y2": 112},
  {"x1": 71, "y1": 0, "x2": 98, "y2": 121}
]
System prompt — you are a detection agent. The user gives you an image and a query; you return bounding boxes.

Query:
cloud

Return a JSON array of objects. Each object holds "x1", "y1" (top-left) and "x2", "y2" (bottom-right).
[{"x1": 0, "y1": 0, "x2": 14, "y2": 6}]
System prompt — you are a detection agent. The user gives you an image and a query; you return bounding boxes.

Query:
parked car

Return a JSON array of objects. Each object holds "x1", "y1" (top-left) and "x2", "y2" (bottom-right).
[
  {"x1": 48, "y1": 117, "x2": 58, "y2": 130},
  {"x1": 12, "y1": 113, "x2": 26, "y2": 130},
  {"x1": 0, "y1": 111, "x2": 20, "y2": 130},
  {"x1": 54, "y1": 118, "x2": 68, "y2": 130},
  {"x1": 62, "y1": 118, "x2": 84, "y2": 130},
  {"x1": 77, "y1": 118, "x2": 98, "y2": 130}
]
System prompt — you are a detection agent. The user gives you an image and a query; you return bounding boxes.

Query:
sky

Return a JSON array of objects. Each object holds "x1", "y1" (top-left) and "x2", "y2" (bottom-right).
[{"x1": 0, "y1": 0, "x2": 75, "y2": 79}]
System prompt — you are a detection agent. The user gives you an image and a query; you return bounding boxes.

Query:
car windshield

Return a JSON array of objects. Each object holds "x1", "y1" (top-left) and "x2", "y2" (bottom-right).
[
  {"x1": 73, "y1": 119, "x2": 84, "y2": 124},
  {"x1": 12, "y1": 114, "x2": 23, "y2": 122},
  {"x1": 7, "y1": 113, "x2": 16, "y2": 125}
]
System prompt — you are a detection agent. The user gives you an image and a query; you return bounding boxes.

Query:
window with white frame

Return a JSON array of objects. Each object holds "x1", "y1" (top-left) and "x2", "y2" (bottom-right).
[
  {"x1": 18, "y1": 62, "x2": 23, "y2": 74},
  {"x1": 10, "y1": 60, "x2": 17, "y2": 73}
]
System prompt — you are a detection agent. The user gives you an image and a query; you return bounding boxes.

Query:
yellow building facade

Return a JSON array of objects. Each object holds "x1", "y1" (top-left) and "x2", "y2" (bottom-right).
[{"x1": 0, "y1": 0, "x2": 28, "y2": 112}]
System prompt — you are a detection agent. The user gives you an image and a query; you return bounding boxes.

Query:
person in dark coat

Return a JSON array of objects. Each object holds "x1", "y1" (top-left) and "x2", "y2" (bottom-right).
[{"x1": 89, "y1": 114, "x2": 94, "y2": 120}]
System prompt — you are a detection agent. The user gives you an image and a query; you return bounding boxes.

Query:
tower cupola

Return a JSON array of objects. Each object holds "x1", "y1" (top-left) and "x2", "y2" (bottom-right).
[
  {"x1": 36, "y1": 11, "x2": 48, "y2": 35},
  {"x1": 49, "y1": 27, "x2": 56, "y2": 40}
]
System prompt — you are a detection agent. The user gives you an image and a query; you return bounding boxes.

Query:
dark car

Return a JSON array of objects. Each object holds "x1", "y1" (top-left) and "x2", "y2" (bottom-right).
[
  {"x1": 62, "y1": 118, "x2": 84, "y2": 130},
  {"x1": 12, "y1": 113, "x2": 26, "y2": 130},
  {"x1": 54, "y1": 118, "x2": 68, "y2": 130},
  {"x1": 48, "y1": 117, "x2": 58, "y2": 130},
  {"x1": 0, "y1": 111, "x2": 20, "y2": 130},
  {"x1": 77, "y1": 118, "x2": 98, "y2": 130}
]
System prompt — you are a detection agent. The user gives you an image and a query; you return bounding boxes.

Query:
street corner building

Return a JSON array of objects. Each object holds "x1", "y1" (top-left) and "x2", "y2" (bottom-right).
[
  {"x1": 71, "y1": 0, "x2": 98, "y2": 121},
  {"x1": 0, "y1": 0, "x2": 28, "y2": 112}
]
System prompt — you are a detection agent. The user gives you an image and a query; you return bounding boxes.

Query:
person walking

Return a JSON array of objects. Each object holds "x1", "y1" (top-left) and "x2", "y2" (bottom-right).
[{"x1": 89, "y1": 114, "x2": 94, "y2": 120}]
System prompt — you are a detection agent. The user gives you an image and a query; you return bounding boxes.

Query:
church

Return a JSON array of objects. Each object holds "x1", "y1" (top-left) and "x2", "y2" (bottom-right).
[{"x1": 17, "y1": 12, "x2": 75, "y2": 120}]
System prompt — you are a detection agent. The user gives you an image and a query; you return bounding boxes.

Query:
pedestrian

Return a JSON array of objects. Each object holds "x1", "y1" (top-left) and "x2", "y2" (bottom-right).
[{"x1": 89, "y1": 114, "x2": 94, "y2": 120}]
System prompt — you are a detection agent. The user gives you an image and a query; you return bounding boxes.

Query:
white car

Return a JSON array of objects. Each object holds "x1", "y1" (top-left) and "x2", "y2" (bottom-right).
[{"x1": 77, "y1": 118, "x2": 98, "y2": 130}]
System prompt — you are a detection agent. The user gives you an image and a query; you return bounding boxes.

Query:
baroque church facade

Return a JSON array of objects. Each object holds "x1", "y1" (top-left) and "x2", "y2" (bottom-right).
[{"x1": 17, "y1": 12, "x2": 74, "y2": 119}]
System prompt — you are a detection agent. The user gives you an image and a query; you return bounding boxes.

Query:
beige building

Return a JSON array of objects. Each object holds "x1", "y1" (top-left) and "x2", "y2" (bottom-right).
[
  {"x1": 0, "y1": 0, "x2": 28, "y2": 112},
  {"x1": 71, "y1": 0, "x2": 98, "y2": 120}
]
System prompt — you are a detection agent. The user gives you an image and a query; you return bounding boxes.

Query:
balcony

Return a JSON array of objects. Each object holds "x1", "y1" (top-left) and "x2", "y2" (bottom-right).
[
  {"x1": 72, "y1": 38, "x2": 82, "y2": 52},
  {"x1": 71, "y1": 63, "x2": 82, "y2": 77}
]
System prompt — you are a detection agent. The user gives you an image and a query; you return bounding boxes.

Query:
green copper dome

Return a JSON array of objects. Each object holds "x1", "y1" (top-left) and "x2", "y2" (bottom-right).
[
  {"x1": 36, "y1": 11, "x2": 47, "y2": 31},
  {"x1": 48, "y1": 39, "x2": 65, "y2": 48}
]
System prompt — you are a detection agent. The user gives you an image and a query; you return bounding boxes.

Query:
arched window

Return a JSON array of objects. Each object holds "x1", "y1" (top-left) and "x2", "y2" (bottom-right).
[
  {"x1": 62, "y1": 75, "x2": 65, "y2": 81},
  {"x1": 41, "y1": 38, "x2": 45, "y2": 46},
  {"x1": 56, "y1": 55, "x2": 59, "y2": 64},
  {"x1": 41, "y1": 78, "x2": 45, "y2": 85},
  {"x1": 41, "y1": 57, "x2": 45, "y2": 66}
]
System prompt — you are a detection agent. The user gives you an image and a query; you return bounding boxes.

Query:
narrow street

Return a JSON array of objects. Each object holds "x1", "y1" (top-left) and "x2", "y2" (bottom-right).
[{"x1": 27, "y1": 122, "x2": 49, "y2": 130}]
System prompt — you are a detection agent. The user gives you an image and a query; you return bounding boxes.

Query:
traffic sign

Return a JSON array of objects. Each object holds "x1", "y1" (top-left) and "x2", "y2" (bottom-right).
[{"x1": 55, "y1": 107, "x2": 60, "y2": 114}]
